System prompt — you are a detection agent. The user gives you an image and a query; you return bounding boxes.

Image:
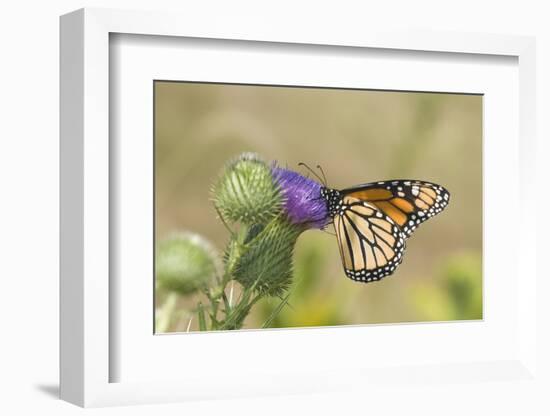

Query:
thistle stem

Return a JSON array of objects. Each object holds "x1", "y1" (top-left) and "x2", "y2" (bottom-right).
[{"x1": 156, "y1": 292, "x2": 179, "y2": 333}]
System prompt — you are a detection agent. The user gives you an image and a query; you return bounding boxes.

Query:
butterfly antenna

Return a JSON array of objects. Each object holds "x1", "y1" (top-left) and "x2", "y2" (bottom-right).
[
  {"x1": 316, "y1": 165, "x2": 328, "y2": 186},
  {"x1": 298, "y1": 162, "x2": 325, "y2": 184}
]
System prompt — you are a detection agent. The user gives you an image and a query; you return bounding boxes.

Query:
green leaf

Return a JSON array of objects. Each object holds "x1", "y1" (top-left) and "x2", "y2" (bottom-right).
[
  {"x1": 219, "y1": 281, "x2": 261, "y2": 330},
  {"x1": 222, "y1": 291, "x2": 231, "y2": 315},
  {"x1": 262, "y1": 292, "x2": 291, "y2": 328},
  {"x1": 197, "y1": 303, "x2": 207, "y2": 331}
]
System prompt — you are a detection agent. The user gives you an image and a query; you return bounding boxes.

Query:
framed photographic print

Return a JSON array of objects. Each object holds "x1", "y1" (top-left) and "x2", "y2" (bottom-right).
[
  {"x1": 60, "y1": 8, "x2": 540, "y2": 408},
  {"x1": 153, "y1": 81, "x2": 473, "y2": 334}
]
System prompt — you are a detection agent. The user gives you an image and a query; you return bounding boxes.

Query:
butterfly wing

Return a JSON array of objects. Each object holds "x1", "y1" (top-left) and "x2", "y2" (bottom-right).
[
  {"x1": 341, "y1": 180, "x2": 450, "y2": 236},
  {"x1": 333, "y1": 196, "x2": 407, "y2": 282}
]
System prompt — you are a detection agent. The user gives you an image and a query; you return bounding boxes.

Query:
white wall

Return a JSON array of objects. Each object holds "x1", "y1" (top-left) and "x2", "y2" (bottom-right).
[{"x1": 1, "y1": 1, "x2": 548, "y2": 414}]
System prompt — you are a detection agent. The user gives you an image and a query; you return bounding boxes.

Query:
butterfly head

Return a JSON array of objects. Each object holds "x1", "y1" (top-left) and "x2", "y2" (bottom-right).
[{"x1": 320, "y1": 187, "x2": 342, "y2": 217}]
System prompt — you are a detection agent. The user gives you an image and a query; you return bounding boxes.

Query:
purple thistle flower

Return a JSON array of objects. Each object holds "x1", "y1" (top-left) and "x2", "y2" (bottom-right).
[{"x1": 271, "y1": 165, "x2": 330, "y2": 229}]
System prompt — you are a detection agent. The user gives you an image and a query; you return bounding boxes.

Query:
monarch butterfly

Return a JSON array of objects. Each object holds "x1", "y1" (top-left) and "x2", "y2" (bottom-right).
[{"x1": 302, "y1": 164, "x2": 450, "y2": 283}]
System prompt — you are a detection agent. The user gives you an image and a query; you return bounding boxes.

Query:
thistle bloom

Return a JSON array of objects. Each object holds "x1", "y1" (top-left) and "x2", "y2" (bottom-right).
[
  {"x1": 271, "y1": 165, "x2": 329, "y2": 229},
  {"x1": 159, "y1": 153, "x2": 338, "y2": 331},
  {"x1": 212, "y1": 153, "x2": 330, "y2": 297}
]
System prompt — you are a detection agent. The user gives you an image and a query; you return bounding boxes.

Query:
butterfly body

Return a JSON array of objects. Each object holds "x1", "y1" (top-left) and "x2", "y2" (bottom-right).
[
  {"x1": 320, "y1": 179, "x2": 450, "y2": 283},
  {"x1": 320, "y1": 188, "x2": 342, "y2": 217}
]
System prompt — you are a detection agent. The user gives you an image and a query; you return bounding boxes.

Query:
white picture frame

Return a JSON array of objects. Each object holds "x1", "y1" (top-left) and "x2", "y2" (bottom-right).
[{"x1": 60, "y1": 8, "x2": 538, "y2": 408}]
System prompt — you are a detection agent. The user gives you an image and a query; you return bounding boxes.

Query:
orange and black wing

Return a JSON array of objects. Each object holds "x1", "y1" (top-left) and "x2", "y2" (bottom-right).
[
  {"x1": 341, "y1": 180, "x2": 450, "y2": 236},
  {"x1": 334, "y1": 196, "x2": 407, "y2": 282}
]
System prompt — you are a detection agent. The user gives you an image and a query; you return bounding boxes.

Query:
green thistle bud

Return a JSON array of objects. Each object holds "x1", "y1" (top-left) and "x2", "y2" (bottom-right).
[
  {"x1": 233, "y1": 217, "x2": 303, "y2": 297},
  {"x1": 156, "y1": 232, "x2": 220, "y2": 295},
  {"x1": 211, "y1": 153, "x2": 282, "y2": 225}
]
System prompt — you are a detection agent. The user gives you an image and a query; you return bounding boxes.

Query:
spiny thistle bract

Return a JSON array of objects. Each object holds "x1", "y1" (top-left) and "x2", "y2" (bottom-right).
[
  {"x1": 156, "y1": 232, "x2": 219, "y2": 295},
  {"x1": 233, "y1": 217, "x2": 303, "y2": 297},
  {"x1": 211, "y1": 153, "x2": 283, "y2": 225}
]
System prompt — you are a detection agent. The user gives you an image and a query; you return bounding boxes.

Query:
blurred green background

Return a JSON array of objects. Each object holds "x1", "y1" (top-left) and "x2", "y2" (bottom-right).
[{"x1": 155, "y1": 81, "x2": 482, "y2": 332}]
